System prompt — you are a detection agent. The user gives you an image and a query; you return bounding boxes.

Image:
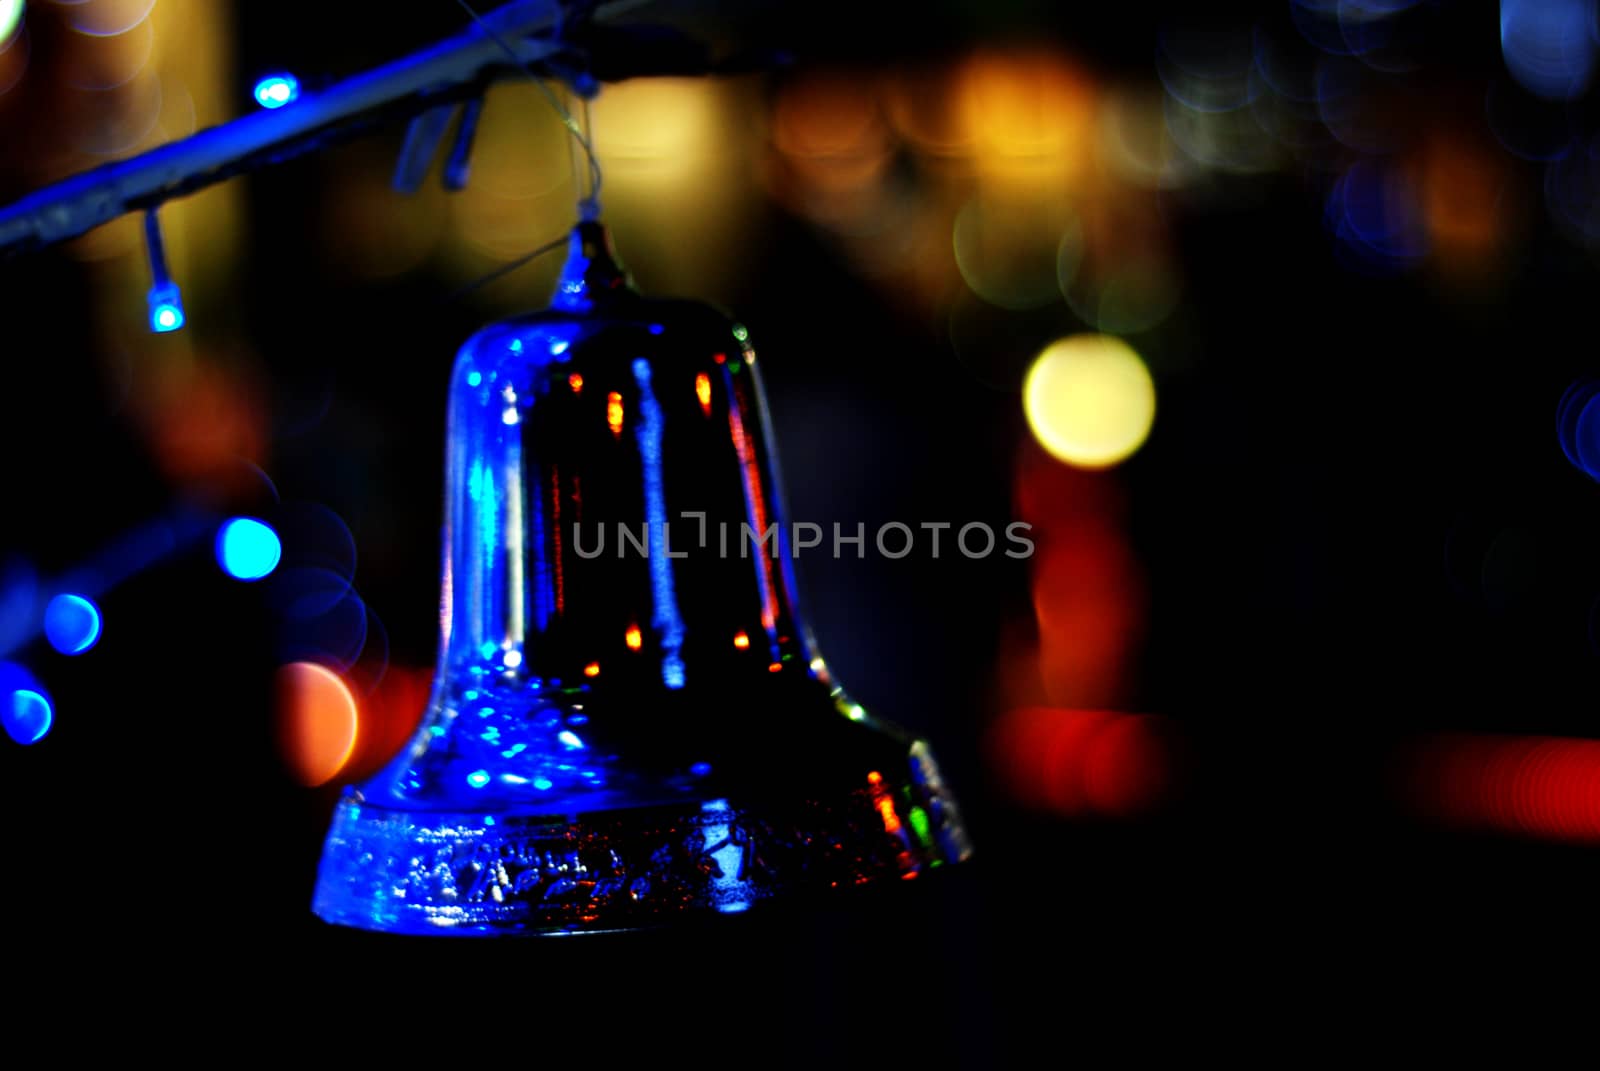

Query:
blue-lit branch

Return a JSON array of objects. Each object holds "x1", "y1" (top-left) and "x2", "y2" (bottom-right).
[{"x1": 0, "y1": 0, "x2": 675, "y2": 259}]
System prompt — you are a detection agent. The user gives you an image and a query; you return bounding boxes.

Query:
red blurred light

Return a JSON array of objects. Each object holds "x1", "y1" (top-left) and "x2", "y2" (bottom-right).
[
  {"x1": 275, "y1": 662, "x2": 359, "y2": 787},
  {"x1": 1396, "y1": 733, "x2": 1600, "y2": 844},
  {"x1": 990, "y1": 707, "x2": 1175, "y2": 818}
]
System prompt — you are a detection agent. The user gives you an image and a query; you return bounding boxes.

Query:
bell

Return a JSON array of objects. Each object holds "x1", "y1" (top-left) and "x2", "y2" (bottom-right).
[{"x1": 312, "y1": 221, "x2": 971, "y2": 934}]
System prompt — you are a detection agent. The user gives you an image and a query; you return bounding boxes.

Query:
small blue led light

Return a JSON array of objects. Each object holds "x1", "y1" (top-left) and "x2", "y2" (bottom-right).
[
  {"x1": 557, "y1": 729, "x2": 584, "y2": 750},
  {"x1": 690, "y1": 761, "x2": 712, "y2": 777},
  {"x1": 253, "y1": 73, "x2": 300, "y2": 109},
  {"x1": 467, "y1": 769, "x2": 490, "y2": 788},
  {"x1": 3, "y1": 687, "x2": 53, "y2": 746},
  {"x1": 466, "y1": 371, "x2": 482, "y2": 387},
  {"x1": 43, "y1": 594, "x2": 101, "y2": 655},
  {"x1": 216, "y1": 517, "x2": 282, "y2": 581},
  {"x1": 533, "y1": 777, "x2": 553, "y2": 790},
  {"x1": 483, "y1": 816, "x2": 495, "y2": 826},
  {"x1": 549, "y1": 339, "x2": 568, "y2": 355},
  {"x1": 147, "y1": 281, "x2": 185, "y2": 333}
]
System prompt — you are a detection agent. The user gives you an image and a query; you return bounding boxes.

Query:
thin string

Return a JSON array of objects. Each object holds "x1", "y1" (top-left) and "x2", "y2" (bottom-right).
[
  {"x1": 445, "y1": 1, "x2": 608, "y2": 298},
  {"x1": 454, "y1": 0, "x2": 604, "y2": 218},
  {"x1": 445, "y1": 234, "x2": 569, "y2": 303}
]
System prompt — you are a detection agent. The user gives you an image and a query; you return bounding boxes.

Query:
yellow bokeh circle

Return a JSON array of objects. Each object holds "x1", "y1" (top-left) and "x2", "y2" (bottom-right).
[{"x1": 1023, "y1": 334, "x2": 1155, "y2": 469}]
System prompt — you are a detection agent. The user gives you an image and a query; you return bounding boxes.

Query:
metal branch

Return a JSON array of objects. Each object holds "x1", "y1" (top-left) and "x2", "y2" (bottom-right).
[{"x1": 0, "y1": 0, "x2": 680, "y2": 259}]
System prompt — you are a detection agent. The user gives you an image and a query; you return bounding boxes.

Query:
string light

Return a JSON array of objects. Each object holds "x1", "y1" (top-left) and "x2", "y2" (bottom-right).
[
  {"x1": 253, "y1": 73, "x2": 300, "y2": 110},
  {"x1": 143, "y1": 209, "x2": 185, "y2": 333}
]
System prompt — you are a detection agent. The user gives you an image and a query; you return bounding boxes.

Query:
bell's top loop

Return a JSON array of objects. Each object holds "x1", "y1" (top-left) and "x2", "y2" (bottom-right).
[{"x1": 550, "y1": 220, "x2": 633, "y2": 313}]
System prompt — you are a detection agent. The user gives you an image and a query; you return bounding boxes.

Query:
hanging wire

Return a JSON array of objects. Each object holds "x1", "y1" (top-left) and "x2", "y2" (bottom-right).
[
  {"x1": 454, "y1": 0, "x2": 604, "y2": 219},
  {"x1": 445, "y1": 234, "x2": 570, "y2": 303},
  {"x1": 442, "y1": 1, "x2": 610, "y2": 299}
]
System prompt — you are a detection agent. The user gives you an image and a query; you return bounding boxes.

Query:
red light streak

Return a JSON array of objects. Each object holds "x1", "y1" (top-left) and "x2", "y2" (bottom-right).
[{"x1": 727, "y1": 379, "x2": 779, "y2": 635}]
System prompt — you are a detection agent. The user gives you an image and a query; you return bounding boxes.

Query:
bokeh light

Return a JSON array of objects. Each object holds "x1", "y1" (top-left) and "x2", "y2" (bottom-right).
[
  {"x1": 270, "y1": 576, "x2": 370, "y2": 670},
  {"x1": 1396, "y1": 732, "x2": 1600, "y2": 843},
  {"x1": 953, "y1": 196, "x2": 1076, "y2": 310},
  {"x1": 957, "y1": 50, "x2": 1096, "y2": 189},
  {"x1": 64, "y1": 0, "x2": 157, "y2": 38},
  {"x1": 1485, "y1": 77, "x2": 1577, "y2": 162},
  {"x1": 1290, "y1": 0, "x2": 1415, "y2": 60},
  {"x1": 1499, "y1": 0, "x2": 1596, "y2": 102},
  {"x1": 769, "y1": 70, "x2": 893, "y2": 196},
  {"x1": 1023, "y1": 335, "x2": 1156, "y2": 469},
  {"x1": 1543, "y1": 138, "x2": 1600, "y2": 247},
  {"x1": 0, "y1": 17, "x2": 26, "y2": 97},
  {"x1": 0, "y1": 559, "x2": 37, "y2": 656},
  {"x1": 1062, "y1": 247, "x2": 1183, "y2": 334},
  {"x1": 1156, "y1": 24, "x2": 1257, "y2": 114},
  {"x1": 1097, "y1": 86, "x2": 1190, "y2": 188},
  {"x1": 1416, "y1": 134, "x2": 1513, "y2": 271},
  {"x1": 990, "y1": 707, "x2": 1175, "y2": 818},
  {"x1": 1324, "y1": 158, "x2": 1427, "y2": 271},
  {"x1": 0, "y1": 0, "x2": 20, "y2": 48},
  {"x1": 1315, "y1": 58, "x2": 1401, "y2": 154},
  {"x1": 1557, "y1": 379, "x2": 1600, "y2": 479},
  {"x1": 60, "y1": 11, "x2": 152, "y2": 90},
  {"x1": 274, "y1": 661, "x2": 359, "y2": 786},
  {"x1": 882, "y1": 65, "x2": 971, "y2": 157},
  {"x1": 216, "y1": 517, "x2": 282, "y2": 581},
  {"x1": 0, "y1": 662, "x2": 51, "y2": 746},
  {"x1": 1032, "y1": 525, "x2": 1144, "y2": 708},
  {"x1": 43, "y1": 593, "x2": 102, "y2": 655}
]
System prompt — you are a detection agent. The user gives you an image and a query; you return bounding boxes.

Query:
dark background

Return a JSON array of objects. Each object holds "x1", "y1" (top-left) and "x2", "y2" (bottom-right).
[{"x1": 3, "y1": 0, "x2": 1599, "y2": 1052}]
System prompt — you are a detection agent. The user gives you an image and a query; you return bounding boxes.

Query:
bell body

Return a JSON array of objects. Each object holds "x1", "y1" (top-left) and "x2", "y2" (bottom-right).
[{"x1": 313, "y1": 224, "x2": 970, "y2": 934}]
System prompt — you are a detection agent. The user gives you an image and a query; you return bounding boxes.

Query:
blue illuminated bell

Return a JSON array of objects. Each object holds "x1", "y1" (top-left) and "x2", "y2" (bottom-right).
[{"x1": 313, "y1": 222, "x2": 970, "y2": 934}]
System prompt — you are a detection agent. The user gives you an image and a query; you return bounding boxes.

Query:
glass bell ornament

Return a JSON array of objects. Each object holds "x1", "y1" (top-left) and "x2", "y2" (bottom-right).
[{"x1": 312, "y1": 221, "x2": 972, "y2": 934}]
